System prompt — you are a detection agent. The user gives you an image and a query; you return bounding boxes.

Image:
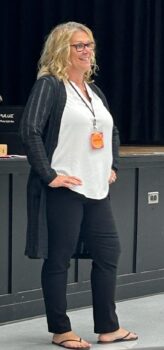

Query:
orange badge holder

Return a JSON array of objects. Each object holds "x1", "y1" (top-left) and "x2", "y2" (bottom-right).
[{"x1": 91, "y1": 131, "x2": 104, "y2": 149}]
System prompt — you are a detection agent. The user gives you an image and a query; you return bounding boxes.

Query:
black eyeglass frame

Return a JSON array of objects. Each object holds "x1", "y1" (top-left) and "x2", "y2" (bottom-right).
[{"x1": 70, "y1": 42, "x2": 95, "y2": 52}]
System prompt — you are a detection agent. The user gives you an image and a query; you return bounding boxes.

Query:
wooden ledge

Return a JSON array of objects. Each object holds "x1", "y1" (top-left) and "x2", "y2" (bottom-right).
[{"x1": 120, "y1": 146, "x2": 164, "y2": 156}]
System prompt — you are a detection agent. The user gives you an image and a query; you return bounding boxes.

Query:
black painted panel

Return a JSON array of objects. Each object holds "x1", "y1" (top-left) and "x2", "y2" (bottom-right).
[
  {"x1": 12, "y1": 173, "x2": 42, "y2": 292},
  {"x1": 68, "y1": 259, "x2": 76, "y2": 284},
  {"x1": 0, "y1": 175, "x2": 9, "y2": 294},
  {"x1": 137, "y1": 167, "x2": 164, "y2": 272},
  {"x1": 110, "y1": 168, "x2": 136, "y2": 275},
  {"x1": 78, "y1": 259, "x2": 92, "y2": 282}
]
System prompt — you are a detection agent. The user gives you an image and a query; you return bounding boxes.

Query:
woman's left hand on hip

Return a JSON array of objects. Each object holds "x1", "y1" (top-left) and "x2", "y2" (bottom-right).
[{"x1": 109, "y1": 169, "x2": 117, "y2": 184}]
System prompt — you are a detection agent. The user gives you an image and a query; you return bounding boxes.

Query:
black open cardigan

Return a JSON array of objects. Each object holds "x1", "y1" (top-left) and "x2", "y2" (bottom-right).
[{"x1": 20, "y1": 75, "x2": 120, "y2": 259}]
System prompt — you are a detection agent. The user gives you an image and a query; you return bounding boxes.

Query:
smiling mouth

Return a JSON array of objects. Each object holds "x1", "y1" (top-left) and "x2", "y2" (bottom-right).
[{"x1": 79, "y1": 57, "x2": 90, "y2": 62}]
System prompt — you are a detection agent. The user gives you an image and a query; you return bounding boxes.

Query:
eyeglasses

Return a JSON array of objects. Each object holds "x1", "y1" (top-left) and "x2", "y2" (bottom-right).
[{"x1": 70, "y1": 42, "x2": 95, "y2": 52}]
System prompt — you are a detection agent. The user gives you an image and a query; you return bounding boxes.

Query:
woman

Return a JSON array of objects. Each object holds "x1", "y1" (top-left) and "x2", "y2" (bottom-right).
[{"x1": 20, "y1": 22, "x2": 138, "y2": 349}]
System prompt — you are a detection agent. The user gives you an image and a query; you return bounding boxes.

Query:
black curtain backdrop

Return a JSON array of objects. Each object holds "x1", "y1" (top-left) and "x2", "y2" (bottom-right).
[{"x1": 0, "y1": 0, "x2": 164, "y2": 144}]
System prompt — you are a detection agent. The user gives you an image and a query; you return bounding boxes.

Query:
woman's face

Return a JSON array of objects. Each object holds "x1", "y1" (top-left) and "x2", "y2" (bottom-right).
[{"x1": 68, "y1": 30, "x2": 94, "y2": 75}]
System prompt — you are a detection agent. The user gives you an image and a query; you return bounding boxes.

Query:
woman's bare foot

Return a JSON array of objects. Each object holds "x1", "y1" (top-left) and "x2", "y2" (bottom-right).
[
  {"x1": 98, "y1": 327, "x2": 138, "y2": 343},
  {"x1": 52, "y1": 331, "x2": 91, "y2": 349}
]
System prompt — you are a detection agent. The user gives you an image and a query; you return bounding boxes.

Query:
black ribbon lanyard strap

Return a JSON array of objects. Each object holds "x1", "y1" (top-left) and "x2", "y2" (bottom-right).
[{"x1": 68, "y1": 80, "x2": 97, "y2": 129}]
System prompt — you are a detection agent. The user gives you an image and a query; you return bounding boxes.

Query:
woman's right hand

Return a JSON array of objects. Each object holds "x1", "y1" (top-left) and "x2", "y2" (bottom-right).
[{"x1": 48, "y1": 175, "x2": 82, "y2": 188}]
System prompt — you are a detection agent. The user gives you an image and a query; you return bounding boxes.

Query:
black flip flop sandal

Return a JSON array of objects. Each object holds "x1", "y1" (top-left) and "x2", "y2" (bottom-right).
[
  {"x1": 52, "y1": 337, "x2": 90, "y2": 349},
  {"x1": 97, "y1": 331, "x2": 138, "y2": 344}
]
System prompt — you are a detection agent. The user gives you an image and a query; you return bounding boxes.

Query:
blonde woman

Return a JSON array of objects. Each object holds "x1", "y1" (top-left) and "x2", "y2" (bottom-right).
[{"x1": 20, "y1": 22, "x2": 138, "y2": 349}]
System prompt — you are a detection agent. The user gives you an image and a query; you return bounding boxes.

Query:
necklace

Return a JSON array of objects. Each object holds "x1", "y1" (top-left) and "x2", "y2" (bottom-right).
[{"x1": 68, "y1": 80, "x2": 97, "y2": 128}]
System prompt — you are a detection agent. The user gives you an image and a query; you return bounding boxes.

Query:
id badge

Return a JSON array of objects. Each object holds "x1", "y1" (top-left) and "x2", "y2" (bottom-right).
[{"x1": 90, "y1": 131, "x2": 104, "y2": 149}]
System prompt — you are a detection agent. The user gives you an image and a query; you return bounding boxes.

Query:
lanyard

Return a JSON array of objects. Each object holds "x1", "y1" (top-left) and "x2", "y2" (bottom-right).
[{"x1": 68, "y1": 80, "x2": 97, "y2": 129}]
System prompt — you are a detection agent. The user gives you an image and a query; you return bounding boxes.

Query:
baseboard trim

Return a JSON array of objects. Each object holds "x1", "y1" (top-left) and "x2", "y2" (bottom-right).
[{"x1": 0, "y1": 277, "x2": 164, "y2": 324}]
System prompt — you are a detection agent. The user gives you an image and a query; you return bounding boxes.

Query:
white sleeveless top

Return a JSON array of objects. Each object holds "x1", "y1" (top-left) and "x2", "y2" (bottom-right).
[{"x1": 51, "y1": 81, "x2": 113, "y2": 199}]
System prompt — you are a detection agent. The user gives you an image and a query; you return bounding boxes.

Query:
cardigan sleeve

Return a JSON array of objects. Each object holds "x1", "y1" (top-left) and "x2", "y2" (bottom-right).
[
  {"x1": 20, "y1": 77, "x2": 57, "y2": 184},
  {"x1": 111, "y1": 124, "x2": 120, "y2": 171}
]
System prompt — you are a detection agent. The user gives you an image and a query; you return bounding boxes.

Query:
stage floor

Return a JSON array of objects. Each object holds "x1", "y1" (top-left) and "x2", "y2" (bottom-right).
[{"x1": 0, "y1": 293, "x2": 164, "y2": 349}]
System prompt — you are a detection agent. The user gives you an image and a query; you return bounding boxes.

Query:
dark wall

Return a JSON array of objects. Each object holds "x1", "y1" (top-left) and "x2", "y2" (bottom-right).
[{"x1": 0, "y1": 0, "x2": 164, "y2": 145}]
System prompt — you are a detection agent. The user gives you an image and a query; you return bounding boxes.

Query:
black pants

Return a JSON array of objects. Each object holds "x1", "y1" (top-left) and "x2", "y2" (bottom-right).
[{"x1": 41, "y1": 187, "x2": 121, "y2": 334}]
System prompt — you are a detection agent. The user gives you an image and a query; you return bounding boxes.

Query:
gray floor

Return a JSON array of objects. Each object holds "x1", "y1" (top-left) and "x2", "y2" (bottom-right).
[{"x1": 0, "y1": 293, "x2": 164, "y2": 350}]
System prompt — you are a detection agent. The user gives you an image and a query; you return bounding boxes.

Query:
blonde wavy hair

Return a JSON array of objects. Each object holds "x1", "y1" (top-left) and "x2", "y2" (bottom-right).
[{"x1": 37, "y1": 21, "x2": 97, "y2": 82}]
